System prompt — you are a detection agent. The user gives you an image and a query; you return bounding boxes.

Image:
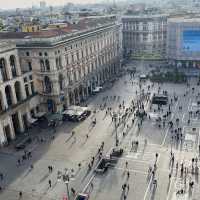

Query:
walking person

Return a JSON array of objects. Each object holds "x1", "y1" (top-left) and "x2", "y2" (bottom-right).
[
  {"x1": 48, "y1": 180, "x2": 52, "y2": 188},
  {"x1": 19, "y1": 191, "x2": 22, "y2": 198}
]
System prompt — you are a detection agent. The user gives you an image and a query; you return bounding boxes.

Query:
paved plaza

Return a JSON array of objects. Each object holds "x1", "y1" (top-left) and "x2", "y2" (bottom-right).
[{"x1": 0, "y1": 61, "x2": 200, "y2": 200}]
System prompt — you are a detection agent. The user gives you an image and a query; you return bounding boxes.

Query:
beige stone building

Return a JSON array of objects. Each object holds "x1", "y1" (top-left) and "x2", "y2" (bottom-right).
[
  {"x1": 0, "y1": 42, "x2": 40, "y2": 146},
  {"x1": 0, "y1": 16, "x2": 123, "y2": 146}
]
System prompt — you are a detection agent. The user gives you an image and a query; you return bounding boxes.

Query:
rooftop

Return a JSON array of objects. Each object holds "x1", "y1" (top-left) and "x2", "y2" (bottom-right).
[
  {"x1": 168, "y1": 16, "x2": 200, "y2": 23},
  {"x1": 0, "y1": 16, "x2": 116, "y2": 40},
  {"x1": 122, "y1": 14, "x2": 168, "y2": 20}
]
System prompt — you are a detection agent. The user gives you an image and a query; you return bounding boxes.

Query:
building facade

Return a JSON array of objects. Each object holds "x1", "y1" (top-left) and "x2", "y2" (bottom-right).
[
  {"x1": 167, "y1": 17, "x2": 200, "y2": 68},
  {"x1": 17, "y1": 22, "x2": 122, "y2": 113},
  {"x1": 0, "y1": 42, "x2": 40, "y2": 146},
  {"x1": 0, "y1": 17, "x2": 122, "y2": 146},
  {"x1": 122, "y1": 14, "x2": 168, "y2": 59}
]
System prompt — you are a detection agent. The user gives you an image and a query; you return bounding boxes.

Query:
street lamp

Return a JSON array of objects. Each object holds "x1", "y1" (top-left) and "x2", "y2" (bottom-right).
[{"x1": 113, "y1": 113, "x2": 118, "y2": 146}]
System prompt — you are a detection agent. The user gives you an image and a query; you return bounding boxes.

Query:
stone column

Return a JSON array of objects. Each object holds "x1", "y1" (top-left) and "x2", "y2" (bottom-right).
[
  {"x1": 1, "y1": 90, "x2": 8, "y2": 110},
  {"x1": 11, "y1": 85, "x2": 17, "y2": 105},
  {"x1": 9, "y1": 118, "x2": 16, "y2": 140},
  {"x1": 15, "y1": 54, "x2": 22, "y2": 76},
  {"x1": 17, "y1": 111, "x2": 25, "y2": 133},
  {"x1": 0, "y1": 123, "x2": 6, "y2": 146},
  {"x1": 5, "y1": 56, "x2": 13, "y2": 80},
  {"x1": 20, "y1": 81, "x2": 27, "y2": 100}
]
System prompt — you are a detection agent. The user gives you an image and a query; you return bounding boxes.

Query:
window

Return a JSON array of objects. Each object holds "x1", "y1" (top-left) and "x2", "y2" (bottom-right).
[
  {"x1": 26, "y1": 52, "x2": 30, "y2": 56},
  {"x1": 44, "y1": 76, "x2": 52, "y2": 93},
  {"x1": 0, "y1": 58, "x2": 8, "y2": 81},
  {"x1": 58, "y1": 56, "x2": 62, "y2": 68},
  {"x1": 66, "y1": 55, "x2": 69, "y2": 65},
  {"x1": 28, "y1": 61, "x2": 32, "y2": 71},
  {"x1": 45, "y1": 59, "x2": 50, "y2": 71},
  {"x1": 76, "y1": 51, "x2": 79, "y2": 60},
  {"x1": 29, "y1": 75, "x2": 32, "y2": 80},
  {"x1": 40, "y1": 60, "x2": 45, "y2": 72},
  {"x1": 44, "y1": 52, "x2": 48, "y2": 56},
  {"x1": 59, "y1": 74, "x2": 64, "y2": 91},
  {"x1": 24, "y1": 77, "x2": 28, "y2": 82},
  {"x1": 71, "y1": 54, "x2": 74, "y2": 63},
  {"x1": 31, "y1": 82, "x2": 35, "y2": 94},
  {"x1": 25, "y1": 84, "x2": 30, "y2": 97},
  {"x1": 39, "y1": 52, "x2": 42, "y2": 56},
  {"x1": 56, "y1": 58, "x2": 59, "y2": 69}
]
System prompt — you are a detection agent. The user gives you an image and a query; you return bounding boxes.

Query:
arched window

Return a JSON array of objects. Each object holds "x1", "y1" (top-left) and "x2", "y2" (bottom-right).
[
  {"x1": 40, "y1": 60, "x2": 45, "y2": 72},
  {"x1": 5, "y1": 85, "x2": 13, "y2": 106},
  {"x1": 44, "y1": 76, "x2": 52, "y2": 93},
  {"x1": 55, "y1": 57, "x2": 59, "y2": 69},
  {"x1": 45, "y1": 59, "x2": 50, "y2": 71},
  {"x1": 0, "y1": 58, "x2": 8, "y2": 81},
  {"x1": 10, "y1": 55, "x2": 17, "y2": 77},
  {"x1": 59, "y1": 74, "x2": 64, "y2": 91},
  {"x1": 14, "y1": 81, "x2": 22, "y2": 102}
]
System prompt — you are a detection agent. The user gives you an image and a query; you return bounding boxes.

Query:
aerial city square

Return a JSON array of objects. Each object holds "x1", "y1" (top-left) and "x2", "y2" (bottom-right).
[{"x1": 0, "y1": 0, "x2": 200, "y2": 200}]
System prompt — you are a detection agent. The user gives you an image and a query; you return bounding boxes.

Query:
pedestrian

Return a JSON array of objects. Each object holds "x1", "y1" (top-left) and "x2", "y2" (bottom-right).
[
  {"x1": 127, "y1": 171, "x2": 130, "y2": 178},
  {"x1": 169, "y1": 173, "x2": 171, "y2": 180},
  {"x1": 78, "y1": 163, "x2": 81, "y2": 169},
  {"x1": 48, "y1": 180, "x2": 52, "y2": 188},
  {"x1": 125, "y1": 161, "x2": 128, "y2": 168},
  {"x1": 0, "y1": 173, "x2": 3, "y2": 181},
  {"x1": 71, "y1": 187, "x2": 76, "y2": 195},
  {"x1": 17, "y1": 159, "x2": 21, "y2": 166},
  {"x1": 90, "y1": 182, "x2": 94, "y2": 190},
  {"x1": 19, "y1": 191, "x2": 22, "y2": 198}
]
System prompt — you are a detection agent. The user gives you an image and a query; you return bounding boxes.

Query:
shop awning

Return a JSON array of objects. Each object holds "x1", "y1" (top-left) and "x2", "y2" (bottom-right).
[{"x1": 62, "y1": 106, "x2": 89, "y2": 116}]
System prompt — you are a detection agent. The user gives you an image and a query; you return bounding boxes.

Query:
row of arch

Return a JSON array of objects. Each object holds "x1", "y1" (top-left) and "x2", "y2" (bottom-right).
[
  {"x1": 0, "y1": 81, "x2": 24, "y2": 111},
  {"x1": 0, "y1": 55, "x2": 19, "y2": 82}
]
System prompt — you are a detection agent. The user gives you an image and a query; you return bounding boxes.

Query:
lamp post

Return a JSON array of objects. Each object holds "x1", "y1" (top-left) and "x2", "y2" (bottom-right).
[{"x1": 113, "y1": 113, "x2": 118, "y2": 146}]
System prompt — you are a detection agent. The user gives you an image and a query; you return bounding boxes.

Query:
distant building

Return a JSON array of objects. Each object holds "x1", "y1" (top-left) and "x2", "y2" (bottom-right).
[
  {"x1": 40, "y1": 1, "x2": 47, "y2": 10},
  {"x1": 21, "y1": 23, "x2": 41, "y2": 32},
  {"x1": 167, "y1": 16, "x2": 200, "y2": 68},
  {"x1": 0, "y1": 16, "x2": 122, "y2": 146},
  {"x1": 122, "y1": 14, "x2": 168, "y2": 59}
]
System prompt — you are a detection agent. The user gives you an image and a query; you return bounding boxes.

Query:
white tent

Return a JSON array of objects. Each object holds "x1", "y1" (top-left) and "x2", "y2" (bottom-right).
[{"x1": 63, "y1": 106, "x2": 89, "y2": 116}]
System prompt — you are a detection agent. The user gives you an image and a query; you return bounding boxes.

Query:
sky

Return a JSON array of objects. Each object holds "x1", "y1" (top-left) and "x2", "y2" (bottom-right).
[{"x1": 0, "y1": 0, "x2": 102, "y2": 10}]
